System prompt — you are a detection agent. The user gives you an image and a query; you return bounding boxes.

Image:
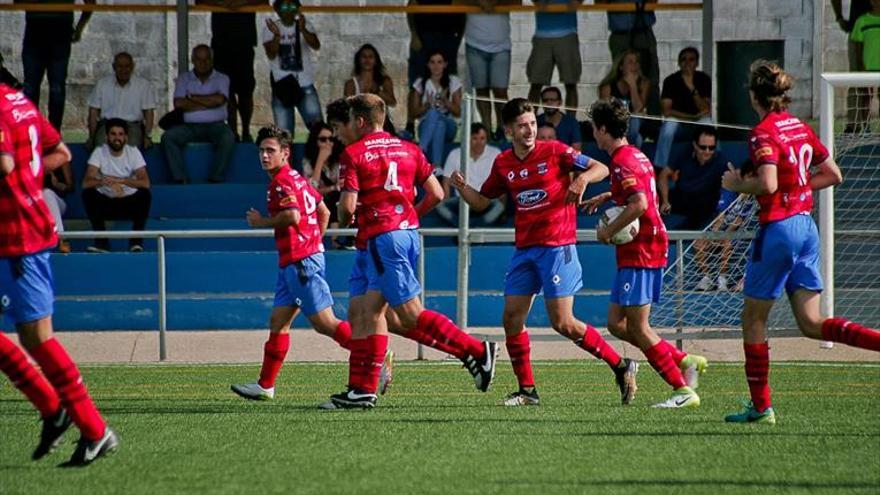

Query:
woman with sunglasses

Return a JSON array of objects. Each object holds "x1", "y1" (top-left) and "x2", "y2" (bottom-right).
[{"x1": 301, "y1": 122, "x2": 349, "y2": 249}]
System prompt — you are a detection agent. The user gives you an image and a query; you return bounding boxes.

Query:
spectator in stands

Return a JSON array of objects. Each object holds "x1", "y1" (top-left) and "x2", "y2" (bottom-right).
[
  {"x1": 301, "y1": 122, "x2": 349, "y2": 249},
  {"x1": 464, "y1": 0, "x2": 515, "y2": 141},
  {"x1": 849, "y1": 0, "x2": 880, "y2": 130},
  {"x1": 536, "y1": 122, "x2": 557, "y2": 141},
  {"x1": 43, "y1": 160, "x2": 74, "y2": 253},
  {"x1": 436, "y1": 123, "x2": 504, "y2": 226},
  {"x1": 161, "y1": 44, "x2": 235, "y2": 184},
  {"x1": 410, "y1": 51, "x2": 462, "y2": 170},
  {"x1": 82, "y1": 119, "x2": 152, "y2": 253},
  {"x1": 343, "y1": 43, "x2": 398, "y2": 134},
  {"x1": 198, "y1": 0, "x2": 265, "y2": 143},
  {"x1": 598, "y1": 49, "x2": 650, "y2": 147},
  {"x1": 20, "y1": 0, "x2": 94, "y2": 130},
  {"x1": 657, "y1": 126, "x2": 729, "y2": 230},
  {"x1": 404, "y1": 0, "x2": 466, "y2": 137},
  {"x1": 87, "y1": 52, "x2": 156, "y2": 150},
  {"x1": 262, "y1": 0, "x2": 323, "y2": 133},
  {"x1": 597, "y1": 0, "x2": 660, "y2": 115},
  {"x1": 526, "y1": 0, "x2": 583, "y2": 114},
  {"x1": 653, "y1": 47, "x2": 712, "y2": 170},
  {"x1": 0, "y1": 52, "x2": 23, "y2": 89},
  {"x1": 536, "y1": 86, "x2": 582, "y2": 150},
  {"x1": 832, "y1": 0, "x2": 872, "y2": 133}
]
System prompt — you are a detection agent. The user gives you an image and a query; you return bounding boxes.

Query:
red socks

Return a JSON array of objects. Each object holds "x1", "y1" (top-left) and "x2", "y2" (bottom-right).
[
  {"x1": 656, "y1": 339, "x2": 687, "y2": 365},
  {"x1": 405, "y1": 328, "x2": 459, "y2": 356},
  {"x1": 644, "y1": 340, "x2": 687, "y2": 390},
  {"x1": 415, "y1": 310, "x2": 484, "y2": 359},
  {"x1": 577, "y1": 325, "x2": 622, "y2": 368},
  {"x1": 349, "y1": 334, "x2": 388, "y2": 394},
  {"x1": 28, "y1": 338, "x2": 106, "y2": 441},
  {"x1": 333, "y1": 321, "x2": 353, "y2": 350},
  {"x1": 258, "y1": 332, "x2": 290, "y2": 389},
  {"x1": 506, "y1": 331, "x2": 535, "y2": 389},
  {"x1": 822, "y1": 318, "x2": 880, "y2": 351},
  {"x1": 0, "y1": 333, "x2": 60, "y2": 418},
  {"x1": 744, "y1": 342, "x2": 771, "y2": 412}
]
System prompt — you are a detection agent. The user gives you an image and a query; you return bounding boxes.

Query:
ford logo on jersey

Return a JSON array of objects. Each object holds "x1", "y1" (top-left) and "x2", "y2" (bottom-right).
[{"x1": 517, "y1": 189, "x2": 547, "y2": 206}]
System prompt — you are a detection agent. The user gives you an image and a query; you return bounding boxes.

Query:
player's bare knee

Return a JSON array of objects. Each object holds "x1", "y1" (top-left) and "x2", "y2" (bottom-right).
[
  {"x1": 550, "y1": 318, "x2": 579, "y2": 340},
  {"x1": 606, "y1": 320, "x2": 628, "y2": 341}
]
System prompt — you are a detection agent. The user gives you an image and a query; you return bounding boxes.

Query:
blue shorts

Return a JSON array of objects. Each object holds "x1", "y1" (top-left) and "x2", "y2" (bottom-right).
[
  {"x1": 366, "y1": 230, "x2": 421, "y2": 307},
  {"x1": 0, "y1": 251, "x2": 55, "y2": 325},
  {"x1": 744, "y1": 214, "x2": 822, "y2": 300},
  {"x1": 504, "y1": 245, "x2": 583, "y2": 298},
  {"x1": 349, "y1": 249, "x2": 369, "y2": 298},
  {"x1": 610, "y1": 268, "x2": 662, "y2": 307},
  {"x1": 273, "y1": 253, "x2": 334, "y2": 316},
  {"x1": 465, "y1": 44, "x2": 512, "y2": 89}
]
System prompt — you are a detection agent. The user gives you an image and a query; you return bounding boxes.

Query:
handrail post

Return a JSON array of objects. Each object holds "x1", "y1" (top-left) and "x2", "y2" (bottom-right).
[
  {"x1": 456, "y1": 91, "x2": 474, "y2": 331},
  {"x1": 158, "y1": 235, "x2": 167, "y2": 361}
]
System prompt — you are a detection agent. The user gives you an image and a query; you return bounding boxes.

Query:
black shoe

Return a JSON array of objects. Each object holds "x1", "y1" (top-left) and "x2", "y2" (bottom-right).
[
  {"x1": 62, "y1": 427, "x2": 119, "y2": 467},
  {"x1": 462, "y1": 341, "x2": 498, "y2": 392},
  {"x1": 502, "y1": 388, "x2": 541, "y2": 406},
  {"x1": 32, "y1": 408, "x2": 71, "y2": 460},
  {"x1": 613, "y1": 358, "x2": 639, "y2": 405},
  {"x1": 317, "y1": 389, "x2": 377, "y2": 410}
]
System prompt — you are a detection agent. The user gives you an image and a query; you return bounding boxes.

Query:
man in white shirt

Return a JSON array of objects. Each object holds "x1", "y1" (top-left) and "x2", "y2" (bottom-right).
[
  {"x1": 81, "y1": 119, "x2": 152, "y2": 253},
  {"x1": 87, "y1": 52, "x2": 156, "y2": 150},
  {"x1": 436, "y1": 123, "x2": 504, "y2": 226}
]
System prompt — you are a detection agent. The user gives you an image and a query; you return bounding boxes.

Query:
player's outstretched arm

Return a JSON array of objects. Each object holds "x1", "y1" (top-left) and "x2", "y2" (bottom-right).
[
  {"x1": 415, "y1": 175, "x2": 444, "y2": 217},
  {"x1": 450, "y1": 171, "x2": 491, "y2": 211},
  {"x1": 338, "y1": 191, "x2": 357, "y2": 227},
  {"x1": 810, "y1": 158, "x2": 843, "y2": 191},
  {"x1": 582, "y1": 191, "x2": 612, "y2": 215},
  {"x1": 247, "y1": 207, "x2": 300, "y2": 229},
  {"x1": 568, "y1": 158, "x2": 609, "y2": 205}
]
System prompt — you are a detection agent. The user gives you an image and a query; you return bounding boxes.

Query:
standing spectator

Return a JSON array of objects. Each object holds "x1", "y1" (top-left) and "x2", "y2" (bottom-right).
[
  {"x1": 657, "y1": 127, "x2": 728, "y2": 230},
  {"x1": 0, "y1": 52, "x2": 23, "y2": 89},
  {"x1": 410, "y1": 51, "x2": 463, "y2": 170},
  {"x1": 598, "y1": 49, "x2": 650, "y2": 147},
  {"x1": 262, "y1": 0, "x2": 323, "y2": 133},
  {"x1": 43, "y1": 160, "x2": 74, "y2": 254},
  {"x1": 850, "y1": 0, "x2": 880, "y2": 128},
  {"x1": 404, "y1": 0, "x2": 466, "y2": 136},
  {"x1": 160, "y1": 44, "x2": 235, "y2": 183},
  {"x1": 536, "y1": 122, "x2": 557, "y2": 141},
  {"x1": 343, "y1": 43, "x2": 398, "y2": 133},
  {"x1": 526, "y1": 0, "x2": 583, "y2": 115},
  {"x1": 597, "y1": 0, "x2": 660, "y2": 115},
  {"x1": 198, "y1": 0, "x2": 265, "y2": 143},
  {"x1": 536, "y1": 86, "x2": 582, "y2": 150},
  {"x1": 653, "y1": 47, "x2": 712, "y2": 170},
  {"x1": 82, "y1": 119, "x2": 152, "y2": 253},
  {"x1": 301, "y1": 122, "x2": 349, "y2": 249},
  {"x1": 87, "y1": 52, "x2": 156, "y2": 150},
  {"x1": 436, "y1": 123, "x2": 504, "y2": 226},
  {"x1": 463, "y1": 0, "x2": 515, "y2": 140},
  {"x1": 832, "y1": 0, "x2": 872, "y2": 133},
  {"x1": 20, "y1": 0, "x2": 95, "y2": 130}
]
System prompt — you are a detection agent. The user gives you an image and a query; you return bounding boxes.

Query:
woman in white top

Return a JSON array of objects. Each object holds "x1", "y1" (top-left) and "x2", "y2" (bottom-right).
[{"x1": 408, "y1": 51, "x2": 462, "y2": 169}]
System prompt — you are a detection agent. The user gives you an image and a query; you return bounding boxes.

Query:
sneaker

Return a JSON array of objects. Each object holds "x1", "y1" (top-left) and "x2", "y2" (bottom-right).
[
  {"x1": 32, "y1": 408, "x2": 71, "y2": 460},
  {"x1": 502, "y1": 388, "x2": 540, "y2": 406},
  {"x1": 378, "y1": 349, "x2": 394, "y2": 395},
  {"x1": 717, "y1": 275, "x2": 728, "y2": 291},
  {"x1": 613, "y1": 358, "x2": 639, "y2": 405},
  {"x1": 129, "y1": 244, "x2": 144, "y2": 253},
  {"x1": 696, "y1": 275, "x2": 713, "y2": 291},
  {"x1": 679, "y1": 354, "x2": 708, "y2": 389},
  {"x1": 317, "y1": 389, "x2": 377, "y2": 410},
  {"x1": 230, "y1": 382, "x2": 275, "y2": 401},
  {"x1": 652, "y1": 386, "x2": 700, "y2": 409},
  {"x1": 62, "y1": 427, "x2": 119, "y2": 467},
  {"x1": 462, "y1": 341, "x2": 498, "y2": 392},
  {"x1": 725, "y1": 401, "x2": 777, "y2": 425},
  {"x1": 86, "y1": 245, "x2": 110, "y2": 254}
]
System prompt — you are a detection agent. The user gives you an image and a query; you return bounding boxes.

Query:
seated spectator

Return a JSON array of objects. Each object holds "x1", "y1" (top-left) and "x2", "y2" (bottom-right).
[
  {"x1": 301, "y1": 122, "x2": 349, "y2": 249},
  {"x1": 409, "y1": 51, "x2": 462, "y2": 170},
  {"x1": 87, "y1": 52, "x2": 156, "y2": 150},
  {"x1": 43, "y1": 160, "x2": 74, "y2": 253},
  {"x1": 262, "y1": 0, "x2": 323, "y2": 133},
  {"x1": 598, "y1": 49, "x2": 650, "y2": 147},
  {"x1": 536, "y1": 86, "x2": 582, "y2": 150},
  {"x1": 536, "y1": 122, "x2": 557, "y2": 141},
  {"x1": 343, "y1": 43, "x2": 397, "y2": 134},
  {"x1": 657, "y1": 126, "x2": 729, "y2": 230},
  {"x1": 82, "y1": 119, "x2": 152, "y2": 252},
  {"x1": 436, "y1": 123, "x2": 504, "y2": 226},
  {"x1": 0, "y1": 52, "x2": 23, "y2": 89},
  {"x1": 654, "y1": 47, "x2": 712, "y2": 169},
  {"x1": 161, "y1": 44, "x2": 235, "y2": 183}
]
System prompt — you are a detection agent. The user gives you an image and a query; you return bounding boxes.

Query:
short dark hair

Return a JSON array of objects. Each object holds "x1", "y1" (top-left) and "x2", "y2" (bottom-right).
[
  {"x1": 470, "y1": 122, "x2": 488, "y2": 136},
  {"x1": 501, "y1": 98, "x2": 535, "y2": 125},
  {"x1": 256, "y1": 125, "x2": 292, "y2": 149},
  {"x1": 326, "y1": 98, "x2": 350, "y2": 125},
  {"x1": 588, "y1": 98, "x2": 629, "y2": 139},
  {"x1": 113, "y1": 52, "x2": 133, "y2": 66},
  {"x1": 540, "y1": 86, "x2": 562, "y2": 101},
  {"x1": 347, "y1": 93, "x2": 386, "y2": 126},
  {"x1": 678, "y1": 47, "x2": 700, "y2": 63},
  {"x1": 693, "y1": 126, "x2": 718, "y2": 143},
  {"x1": 104, "y1": 118, "x2": 128, "y2": 135}
]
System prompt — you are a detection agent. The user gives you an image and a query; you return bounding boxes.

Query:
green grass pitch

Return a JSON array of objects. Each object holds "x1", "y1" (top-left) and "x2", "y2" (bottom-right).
[{"x1": 1, "y1": 360, "x2": 878, "y2": 494}]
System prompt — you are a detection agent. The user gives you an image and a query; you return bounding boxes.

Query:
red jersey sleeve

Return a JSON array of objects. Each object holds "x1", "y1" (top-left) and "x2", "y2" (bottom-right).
[
  {"x1": 749, "y1": 131, "x2": 779, "y2": 167},
  {"x1": 553, "y1": 140, "x2": 583, "y2": 172},
  {"x1": 38, "y1": 114, "x2": 61, "y2": 151},
  {"x1": 271, "y1": 179, "x2": 300, "y2": 212},
  {"x1": 338, "y1": 150, "x2": 359, "y2": 192},
  {"x1": 479, "y1": 161, "x2": 506, "y2": 199},
  {"x1": 615, "y1": 160, "x2": 646, "y2": 198}
]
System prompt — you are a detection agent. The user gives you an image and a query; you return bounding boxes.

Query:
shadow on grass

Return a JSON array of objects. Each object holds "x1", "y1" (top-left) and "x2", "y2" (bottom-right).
[{"x1": 496, "y1": 479, "x2": 880, "y2": 491}]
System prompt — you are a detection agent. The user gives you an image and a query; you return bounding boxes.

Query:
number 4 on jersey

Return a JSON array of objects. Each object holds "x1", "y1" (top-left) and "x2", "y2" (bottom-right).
[{"x1": 384, "y1": 160, "x2": 402, "y2": 192}]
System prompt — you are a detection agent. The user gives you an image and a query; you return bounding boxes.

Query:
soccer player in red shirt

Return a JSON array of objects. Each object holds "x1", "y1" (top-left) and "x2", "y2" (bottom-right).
[
  {"x1": 584, "y1": 97, "x2": 706, "y2": 409},
  {"x1": 0, "y1": 84, "x2": 118, "y2": 465},
  {"x1": 451, "y1": 98, "x2": 638, "y2": 407},
  {"x1": 720, "y1": 61, "x2": 880, "y2": 424},
  {"x1": 321, "y1": 94, "x2": 497, "y2": 409}
]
